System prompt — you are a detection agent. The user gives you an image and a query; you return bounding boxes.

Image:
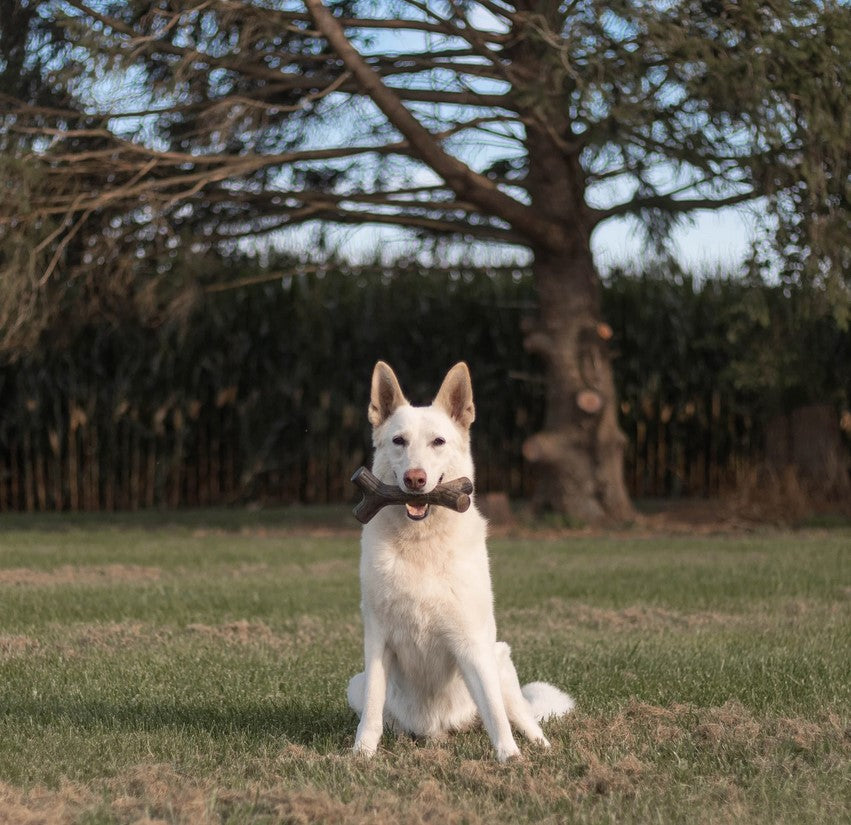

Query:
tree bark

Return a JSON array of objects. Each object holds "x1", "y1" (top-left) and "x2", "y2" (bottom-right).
[
  {"x1": 520, "y1": 122, "x2": 635, "y2": 523},
  {"x1": 523, "y1": 247, "x2": 634, "y2": 523}
]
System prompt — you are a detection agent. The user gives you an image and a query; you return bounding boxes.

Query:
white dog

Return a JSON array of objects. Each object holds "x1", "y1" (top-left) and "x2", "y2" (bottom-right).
[{"x1": 347, "y1": 361, "x2": 574, "y2": 761}]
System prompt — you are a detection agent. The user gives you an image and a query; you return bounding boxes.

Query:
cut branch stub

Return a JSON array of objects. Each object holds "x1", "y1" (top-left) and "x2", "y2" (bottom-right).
[
  {"x1": 576, "y1": 389, "x2": 604, "y2": 414},
  {"x1": 351, "y1": 466, "x2": 473, "y2": 524},
  {"x1": 596, "y1": 322, "x2": 613, "y2": 341}
]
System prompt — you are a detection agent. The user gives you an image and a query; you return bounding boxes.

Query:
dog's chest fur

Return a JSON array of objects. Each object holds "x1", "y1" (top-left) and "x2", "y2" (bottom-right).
[{"x1": 361, "y1": 508, "x2": 495, "y2": 660}]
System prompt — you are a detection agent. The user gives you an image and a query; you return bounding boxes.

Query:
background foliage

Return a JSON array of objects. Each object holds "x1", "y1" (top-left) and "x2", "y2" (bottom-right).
[{"x1": 0, "y1": 257, "x2": 848, "y2": 512}]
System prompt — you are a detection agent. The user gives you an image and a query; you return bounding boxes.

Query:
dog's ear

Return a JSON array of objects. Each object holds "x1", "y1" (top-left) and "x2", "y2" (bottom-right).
[
  {"x1": 369, "y1": 361, "x2": 408, "y2": 427},
  {"x1": 434, "y1": 362, "x2": 475, "y2": 429}
]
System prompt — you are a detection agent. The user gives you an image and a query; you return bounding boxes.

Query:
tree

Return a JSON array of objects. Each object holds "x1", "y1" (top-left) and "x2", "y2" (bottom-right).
[
  {"x1": 1, "y1": 0, "x2": 848, "y2": 521},
  {"x1": 0, "y1": 0, "x2": 81, "y2": 349}
]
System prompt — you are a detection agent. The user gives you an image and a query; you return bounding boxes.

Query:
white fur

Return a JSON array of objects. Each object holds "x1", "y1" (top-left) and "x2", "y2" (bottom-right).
[{"x1": 348, "y1": 362, "x2": 574, "y2": 762}]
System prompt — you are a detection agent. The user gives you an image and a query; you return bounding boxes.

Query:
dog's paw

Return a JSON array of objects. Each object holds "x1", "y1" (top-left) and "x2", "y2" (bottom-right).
[
  {"x1": 352, "y1": 740, "x2": 378, "y2": 758},
  {"x1": 495, "y1": 742, "x2": 521, "y2": 763},
  {"x1": 532, "y1": 735, "x2": 551, "y2": 749}
]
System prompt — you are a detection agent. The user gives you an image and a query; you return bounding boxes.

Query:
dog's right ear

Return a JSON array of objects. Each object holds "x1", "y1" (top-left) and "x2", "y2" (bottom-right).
[
  {"x1": 434, "y1": 362, "x2": 475, "y2": 429},
  {"x1": 368, "y1": 361, "x2": 408, "y2": 427}
]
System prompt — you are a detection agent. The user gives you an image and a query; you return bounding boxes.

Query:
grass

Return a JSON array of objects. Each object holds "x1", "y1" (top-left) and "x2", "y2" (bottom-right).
[{"x1": 0, "y1": 511, "x2": 848, "y2": 824}]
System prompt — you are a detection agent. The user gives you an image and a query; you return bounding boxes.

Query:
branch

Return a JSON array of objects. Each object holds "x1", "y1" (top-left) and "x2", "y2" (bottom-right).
[
  {"x1": 399, "y1": 0, "x2": 517, "y2": 85},
  {"x1": 444, "y1": 0, "x2": 516, "y2": 86},
  {"x1": 473, "y1": 0, "x2": 521, "y2": 23},
  {"x1": 204, "y1": 270, "x2": 310, "y2": 293},
  {"x1": 24, "y1": 114, "x2": 509, "y2": 179},
  {"x1": 379, "y1": 87, "x2": 515, "y2": 109},
  {"x1": 304, "y1": 0, "x2": 565, "y2": 252},
  {"x1": 2, "y1": 135, "x2": 423, "y2": 223},
  {"x1": 62, "y1": 0, "x2": 287, "y2": 83},
  {"x1": 206, "y1": 200, "x2": 522, "y2": 245},
  {"x1": 592, "y1": 189, "x2": 756, "y2": 226},
  {"x1": 184, "y1": 180, "x2": 520, "y2": 239}
]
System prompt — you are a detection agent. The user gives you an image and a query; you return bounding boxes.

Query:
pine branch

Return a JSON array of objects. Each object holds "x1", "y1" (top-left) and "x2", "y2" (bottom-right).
[
  {"x1": 304, "y1": 0, "x2": 564, "y2": 251},
  {"x1": 202, "y1": 199, "x2": 521, "y2": 245},
  {"x1": 592, "y1": 189, "x2": 755, "y2": 225}
]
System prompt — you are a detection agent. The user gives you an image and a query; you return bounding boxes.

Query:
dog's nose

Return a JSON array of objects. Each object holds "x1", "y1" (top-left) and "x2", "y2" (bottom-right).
[{"x1": 403, "y1": 469, "x2": 427, "y2": 491}]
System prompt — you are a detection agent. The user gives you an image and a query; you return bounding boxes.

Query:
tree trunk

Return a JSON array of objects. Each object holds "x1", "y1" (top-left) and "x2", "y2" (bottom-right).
[
  {"x1": 523, "y1": 247, "x2": 635, "y2": 523},
  {"x1": 519, "y1": 116, "x2": 634, "y2": 523}
]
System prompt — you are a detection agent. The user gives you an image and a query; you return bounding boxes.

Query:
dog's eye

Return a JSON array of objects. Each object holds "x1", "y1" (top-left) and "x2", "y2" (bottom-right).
[
  {"x1": 392, "y1": 435, "x2": 407, "y2": 446},
  {"x1": 432, "y1": 437, "x2": 446, "y2": 447}
]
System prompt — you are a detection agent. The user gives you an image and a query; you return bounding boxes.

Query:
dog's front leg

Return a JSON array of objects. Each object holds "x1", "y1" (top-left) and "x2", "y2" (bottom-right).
[
  {"x1": 457, "y1": 644, "x2": 520, "y2": 762},
  {"x1": 353, "y1": 628, "x2": 389, "y2": 757}
]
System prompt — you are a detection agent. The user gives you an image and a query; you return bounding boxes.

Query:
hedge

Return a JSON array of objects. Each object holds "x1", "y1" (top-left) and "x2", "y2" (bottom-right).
[{"x1": 0, "y1": 259, "x2": 847, "y2": 510}]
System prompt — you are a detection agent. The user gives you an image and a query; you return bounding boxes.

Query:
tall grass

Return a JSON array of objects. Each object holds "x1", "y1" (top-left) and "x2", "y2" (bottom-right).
[{"x1": 3, "y1": 265, "x2": 848, "y2": 511}]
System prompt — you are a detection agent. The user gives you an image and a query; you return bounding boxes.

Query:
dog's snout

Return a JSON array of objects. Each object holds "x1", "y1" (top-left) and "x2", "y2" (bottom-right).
[{"x1": 403, "y1": 469, "x2": 427, "y2": 491}]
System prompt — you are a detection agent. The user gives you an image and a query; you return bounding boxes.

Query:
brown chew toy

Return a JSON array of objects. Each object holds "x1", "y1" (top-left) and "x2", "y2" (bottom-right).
[{"x1": 351, "y1": 466, "x2": 473, "y2": 524}]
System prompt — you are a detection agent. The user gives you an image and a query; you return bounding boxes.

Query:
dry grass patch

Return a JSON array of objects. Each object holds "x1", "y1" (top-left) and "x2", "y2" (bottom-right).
[
  {"x1": 0, "y1": 702, "x2": 846, "y2": 824},
  {"x1": 0, "y1": 565, "x2": 161, "y2": 588},
  {"x1": 0, "y1": 779, "x2": 94, "y2": 825},
  {"x1": 0, "y1": 762, "x2": 483, "y2": 825},
  {"x1": 0, "y1": 634, "x2": 40, "y2": 656},
  {"x1": 504, "y1": 597, "x2": 738, "y2": 636},
  {"x1": 0, "y1": 559, "x2": 354, "y2": 590},
  {"x1": 558, "y1": 699, "x2": 849, "y2": 776},
  {"x1": 199, "y1": 559, "x2": 355, "y2": 580},
  {"x1": 503, "y1": 596, "x2": 848, "y2": 642},
  {"x1": 184, "y1": 614, "x2": 360, "y2": 651},
  {"x1": 185, "y1": 619, "x2": 282, "y2": 646},
  {"x1": 0, "y1": 614, "x2": 361, "y2": 663},
  {"x1": 2, "y1": 622, "x2": 171, "y2": 660}
]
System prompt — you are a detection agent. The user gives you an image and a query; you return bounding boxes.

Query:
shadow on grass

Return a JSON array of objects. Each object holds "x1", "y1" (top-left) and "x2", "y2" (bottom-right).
[{"x1": 4, "y1": 695, "x2": 355, "y2": 750}]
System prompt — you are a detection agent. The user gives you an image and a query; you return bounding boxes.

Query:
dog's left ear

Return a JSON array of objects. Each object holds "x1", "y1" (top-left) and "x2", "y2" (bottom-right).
[{"x1": 434, "y1": 362, "x2": 475, "y2": 429}]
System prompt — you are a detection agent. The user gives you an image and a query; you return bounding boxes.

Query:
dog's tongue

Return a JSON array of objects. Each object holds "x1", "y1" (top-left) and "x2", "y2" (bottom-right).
[{"x1": 405, "y1": 502, "x2": 429, "y2": 519}]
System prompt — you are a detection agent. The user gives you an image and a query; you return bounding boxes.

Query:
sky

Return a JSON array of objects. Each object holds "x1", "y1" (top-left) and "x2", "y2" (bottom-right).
[{"x1": 592, "y1": 202, "x2": 762, "y2": 274}]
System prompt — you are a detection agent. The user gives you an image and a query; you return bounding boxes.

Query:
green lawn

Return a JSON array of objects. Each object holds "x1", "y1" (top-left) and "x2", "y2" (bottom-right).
[{"x1": 0, "y1": 512, "x2": 848, "y2": 824}]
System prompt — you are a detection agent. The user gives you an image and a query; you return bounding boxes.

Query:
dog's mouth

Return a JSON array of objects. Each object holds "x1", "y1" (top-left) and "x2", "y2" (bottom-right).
[
  {"x1": 400, "y1": 474, "x2": 443, "y2": 521},
  {"x1": 405, "y1": 501, "x2": 430, "y2": 521}
]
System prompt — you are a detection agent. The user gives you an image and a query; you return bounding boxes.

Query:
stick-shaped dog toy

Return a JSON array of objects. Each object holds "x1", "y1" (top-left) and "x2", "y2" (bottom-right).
[{"x1": 351, "y1": 466, "x2": 473, "y2": 524}]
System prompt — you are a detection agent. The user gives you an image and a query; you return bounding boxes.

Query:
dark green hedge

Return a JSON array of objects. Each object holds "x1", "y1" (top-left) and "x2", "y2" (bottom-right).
[{"x1": 0, "y1": 260, "x2": 847, "y2": 510}]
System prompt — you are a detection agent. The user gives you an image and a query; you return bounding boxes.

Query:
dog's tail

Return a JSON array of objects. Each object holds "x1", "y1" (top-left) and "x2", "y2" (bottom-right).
[{"x1": 521, "y1": 681, "x2": 576, "y2": 722}]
